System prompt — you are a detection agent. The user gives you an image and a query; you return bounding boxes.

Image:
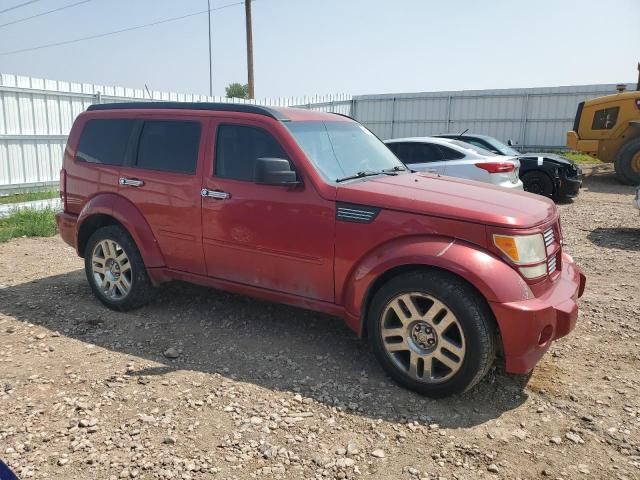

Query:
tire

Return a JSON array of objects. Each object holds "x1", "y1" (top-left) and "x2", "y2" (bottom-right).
[
  {"x1": 614, "y1": 138, "x2": 640, "y2": 186},
  {"x1": 368, "y1": 269, "x2": 497, "y2": 397},
  {"x1": 84, "y1": 225, "x2": 155, "y2": 311},
  {"x1": 522, "y1": 170, "x2": 554, "y2": 197}
]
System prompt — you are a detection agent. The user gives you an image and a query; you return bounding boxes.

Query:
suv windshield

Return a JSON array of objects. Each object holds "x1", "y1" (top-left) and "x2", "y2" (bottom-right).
[{"x1": 286, "y1": 121, "x2": 406, "y2": 182}]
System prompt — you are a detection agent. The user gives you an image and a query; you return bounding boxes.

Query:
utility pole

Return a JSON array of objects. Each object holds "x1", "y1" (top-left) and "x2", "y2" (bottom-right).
[
  {"x1": 207, "y1": 0, "x2": 213, "y2": 96},
  {"x1": 245, "y1": 0, "x2": 255, "y2": 98}
]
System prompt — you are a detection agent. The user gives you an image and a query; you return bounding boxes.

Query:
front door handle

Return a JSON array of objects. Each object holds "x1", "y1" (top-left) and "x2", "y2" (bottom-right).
[
  {"x1": 119, "y1": 177, "x2": 145, "y2": 187},
  {"x1": 201, "y1": 188, "x2": 230, "y2": 200}
]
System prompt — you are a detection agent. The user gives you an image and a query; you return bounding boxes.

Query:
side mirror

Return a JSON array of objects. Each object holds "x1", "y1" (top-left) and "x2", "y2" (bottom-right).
[
  {"x1": 255, "y1": 157, "x2": 300, "y2": 186},
  {"x1": 507, "y1": 139, "x2": 514, "y2": 146}
]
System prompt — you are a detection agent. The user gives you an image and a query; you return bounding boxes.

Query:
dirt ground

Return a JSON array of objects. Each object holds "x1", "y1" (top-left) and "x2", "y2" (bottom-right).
[{"x1": 1, "y1": 164, "x2": 639, "y2": 480}]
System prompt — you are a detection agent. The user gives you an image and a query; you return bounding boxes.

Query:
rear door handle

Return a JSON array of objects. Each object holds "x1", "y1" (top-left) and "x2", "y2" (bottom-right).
[
  {"x1": 201, "y1": 188, "x2": 230, "y2": 200},
  {"x1": 119, "y1": 177, "x2": 145, "y2": 187}
]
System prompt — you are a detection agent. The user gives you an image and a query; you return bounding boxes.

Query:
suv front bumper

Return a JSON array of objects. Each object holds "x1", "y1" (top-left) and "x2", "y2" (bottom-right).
[
  {"x1": 490, "y1": 252, "x2": 586, "y2": 374},
  {"x1": 556, "y1": 167, "x2": 582, "y2": 198}
]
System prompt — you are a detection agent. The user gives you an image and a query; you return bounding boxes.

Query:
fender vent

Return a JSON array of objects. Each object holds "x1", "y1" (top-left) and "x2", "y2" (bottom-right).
[{"x1": 336, "y1": 203, "x2": 380, "y2": 224}]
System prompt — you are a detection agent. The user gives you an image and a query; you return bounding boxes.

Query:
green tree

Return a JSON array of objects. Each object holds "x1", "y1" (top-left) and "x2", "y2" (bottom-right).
[{"x1": 225, "y1": 82, "x2": 249, "y2": 99}]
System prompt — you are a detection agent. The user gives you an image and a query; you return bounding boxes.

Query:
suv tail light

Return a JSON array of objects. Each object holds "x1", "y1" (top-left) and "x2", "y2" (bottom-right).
[
  {"x1": 60, "y1": 168, "x2": 67, "y2": 211},
  {"x1": 474, "y1": 162, "x2": 515, "y2": 173}
]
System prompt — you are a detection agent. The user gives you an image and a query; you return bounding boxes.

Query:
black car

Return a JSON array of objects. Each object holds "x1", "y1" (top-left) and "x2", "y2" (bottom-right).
[{"x1": 434, "y1": 134, "x2": 582, "y2": 200}]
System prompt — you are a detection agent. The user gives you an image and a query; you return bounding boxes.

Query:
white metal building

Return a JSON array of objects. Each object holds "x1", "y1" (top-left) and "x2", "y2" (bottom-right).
[
  {"x1": 352, "y1": 83, "x2": 635, "y2": 147},
  {"x1": 0, "y1": 72, "x2": 634, "y2": 192}
]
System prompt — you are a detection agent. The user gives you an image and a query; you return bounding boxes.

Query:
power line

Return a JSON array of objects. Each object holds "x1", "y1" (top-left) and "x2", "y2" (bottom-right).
[
  {"x1": 0, "y1": 0, "x2": 45, "y2": 15},
  {"x1": 0, "y1": 1, "x2": 245, "y2": 56},
  {"x1": 0, "y1": 0, "x2": 93, "y2": 29}
]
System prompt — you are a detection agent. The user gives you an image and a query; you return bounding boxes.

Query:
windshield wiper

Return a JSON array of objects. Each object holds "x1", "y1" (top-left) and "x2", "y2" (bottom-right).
[
  {"x1": 382, "y1": 165, "x2": 409, "y2": 172},
  {"x1": 335, "y1": 169, "x2": 398, "y2": 183}
]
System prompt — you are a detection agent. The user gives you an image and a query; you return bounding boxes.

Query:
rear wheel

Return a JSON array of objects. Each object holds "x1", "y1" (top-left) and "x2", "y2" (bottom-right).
[
  {"x1": 522, "y1": 170, "x2": 554, "y2": 197},
  {"x1": 614, "y1": 138, "x2": 640, "y2": 185},
  {"x1": 84, "y1": 225, "x2": 155, "y2": 311},
  {"x1": 368, "y1": 270, "x2": 497, "y2": 397}
]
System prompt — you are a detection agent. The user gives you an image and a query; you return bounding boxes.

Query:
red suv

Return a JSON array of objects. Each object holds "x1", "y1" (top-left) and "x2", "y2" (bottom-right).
[{"x1": 56, "y1": 103, "x2": 586, "y2": 397}]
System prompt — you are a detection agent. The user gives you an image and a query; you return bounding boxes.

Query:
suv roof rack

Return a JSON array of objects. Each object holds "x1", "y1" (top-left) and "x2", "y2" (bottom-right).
[{"x1": 86, "y1": 102, "x2": 289, "y2": 121}]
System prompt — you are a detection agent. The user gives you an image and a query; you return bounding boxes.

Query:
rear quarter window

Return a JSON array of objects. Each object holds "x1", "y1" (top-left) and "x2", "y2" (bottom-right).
[
  {"x1": 436, "y1": 145, "x2": 466, "y2": 160},
  {"x1": 388, "y1": 142, "x2": 442, "y2": 164},
  {"x1": 76, "y1": 119, "x2": 135, "y2": 165}
]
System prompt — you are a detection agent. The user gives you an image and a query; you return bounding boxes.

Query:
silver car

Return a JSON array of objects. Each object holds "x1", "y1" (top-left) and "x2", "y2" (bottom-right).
[{"x1": 385, "y1": 137, "x2": 523, "y2": 190}]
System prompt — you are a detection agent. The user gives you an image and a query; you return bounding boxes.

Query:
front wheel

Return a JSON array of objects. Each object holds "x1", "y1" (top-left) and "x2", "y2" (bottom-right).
[
  {"x1": 522, "y1": 170, "x2": 554, "y2": 197},
  {"x1": 614, "y1": 138, "x2": 640, "y2": 186},
  {"x1": 84, "y1": 225, "x2": 155, "y2": 311},
  {"x1": 368, "y1": 270, "x2": 497, "y2": 397}
]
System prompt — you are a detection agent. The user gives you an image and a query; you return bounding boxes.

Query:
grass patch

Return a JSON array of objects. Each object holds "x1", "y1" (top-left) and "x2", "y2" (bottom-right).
[
  {"x1": 0, "y1": 208, "x2": 57, "y2": 243},
  {"x1": 0, "y1": 189, "x2": 59, "y2": 205},
  {"x1": 557, "y1": 151, "x2": 603, "y2": 164}
]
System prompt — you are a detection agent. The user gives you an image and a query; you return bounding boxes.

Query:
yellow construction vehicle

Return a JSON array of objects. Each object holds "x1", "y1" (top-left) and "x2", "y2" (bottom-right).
[{"x1": 567, "y1": 80, "x2": 640, "y2": 185}]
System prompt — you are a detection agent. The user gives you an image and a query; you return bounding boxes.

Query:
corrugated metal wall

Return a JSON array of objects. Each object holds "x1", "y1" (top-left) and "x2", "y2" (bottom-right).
[
  {"x1": 1, "y1": 72, "x2": 634, "y2": 191},
  {"x1": 0, "y1": 73, "x2": 351, "y2": 190},
  {"x1": 353, "y1": 84, "x2": 634, "y2": 147}
]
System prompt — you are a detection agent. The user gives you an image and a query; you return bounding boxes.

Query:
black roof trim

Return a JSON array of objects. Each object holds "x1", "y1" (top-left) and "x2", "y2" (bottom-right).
[
  {"x1": 331, "y1": 112, "x2": 356, "y2": 121},
  {"x1": 86, "y1": 102, "x2": 289, "y2": 121}
]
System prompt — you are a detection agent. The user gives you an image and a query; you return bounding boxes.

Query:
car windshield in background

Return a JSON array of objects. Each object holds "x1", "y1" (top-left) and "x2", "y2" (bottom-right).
[
  {"x1": 450, "y1": 139, "x2": 498, "y2": 157},
  {"x1": 286, "y1": 121, "x2": 406, "y2": 182},
  {"x1": 486, "y1": 138, "x2": 521, "y2": 156}
]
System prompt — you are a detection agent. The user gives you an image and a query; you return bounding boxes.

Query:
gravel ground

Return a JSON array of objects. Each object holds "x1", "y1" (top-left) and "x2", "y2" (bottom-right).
[{"x1": 1, "y1": 164, "x2": 639, "y2": 480}]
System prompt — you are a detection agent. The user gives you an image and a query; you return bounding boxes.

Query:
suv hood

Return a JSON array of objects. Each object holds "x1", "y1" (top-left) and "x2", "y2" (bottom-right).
[{"x1": 336, "y1": 172, "x2": 556, "y2": 229}]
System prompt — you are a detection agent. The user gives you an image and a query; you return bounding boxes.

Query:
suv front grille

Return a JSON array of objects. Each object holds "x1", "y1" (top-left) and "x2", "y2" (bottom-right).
[{"x1": 544, "y1": 224, "x2": 561, "y2": 276}]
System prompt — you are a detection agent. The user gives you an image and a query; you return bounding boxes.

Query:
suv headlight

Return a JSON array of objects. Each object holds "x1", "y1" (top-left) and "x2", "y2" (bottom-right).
[{"x1": 493, "y1": 234, "x2": 547, "y2": 279}]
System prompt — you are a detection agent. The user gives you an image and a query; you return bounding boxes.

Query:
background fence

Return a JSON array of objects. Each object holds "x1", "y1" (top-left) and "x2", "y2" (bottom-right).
[
  {"x1": 0, "y1": 73, "x2": 350, "y2": 192},
  {"x1": 0, "y1": 72, "x2": 633, "y2": 192},
  {"x1": 352, "y1": 83, "x2": 634, "y2": 148}
]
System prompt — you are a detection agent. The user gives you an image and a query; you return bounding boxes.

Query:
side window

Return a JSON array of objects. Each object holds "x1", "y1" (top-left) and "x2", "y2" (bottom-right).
[
  {"x1": 136, "y1": 120, "x2": 201, "y2": 174},
  {"x1": 592, "y1": 107, "x2": 619, "y2": 130},
  {"x1": 77, "y1": 119, "x2": 135, "y2": 165},
  {"x1": 392, "y1": 142, "x2": 442, "y2": 164},
  {"x1": 215, "y1": 124, "x2": 288, "y2": 181},
  {"x1": 436, "y1": 145, "x2": 466, "y2": 160}
]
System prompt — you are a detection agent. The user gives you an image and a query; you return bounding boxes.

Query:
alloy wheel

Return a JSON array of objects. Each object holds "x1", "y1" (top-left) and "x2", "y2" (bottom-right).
[
  {"x1": 380, "y1": 293, "x2": 466, "y2": 383},
  {"x1": 91, "y1": 239, "x2": 132, "y2": 300}
]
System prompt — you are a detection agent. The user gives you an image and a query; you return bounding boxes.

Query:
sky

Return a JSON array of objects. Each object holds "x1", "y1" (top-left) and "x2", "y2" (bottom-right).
[{"x1": 0, "y1": 0, "x2": 638, "y2": 99}]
